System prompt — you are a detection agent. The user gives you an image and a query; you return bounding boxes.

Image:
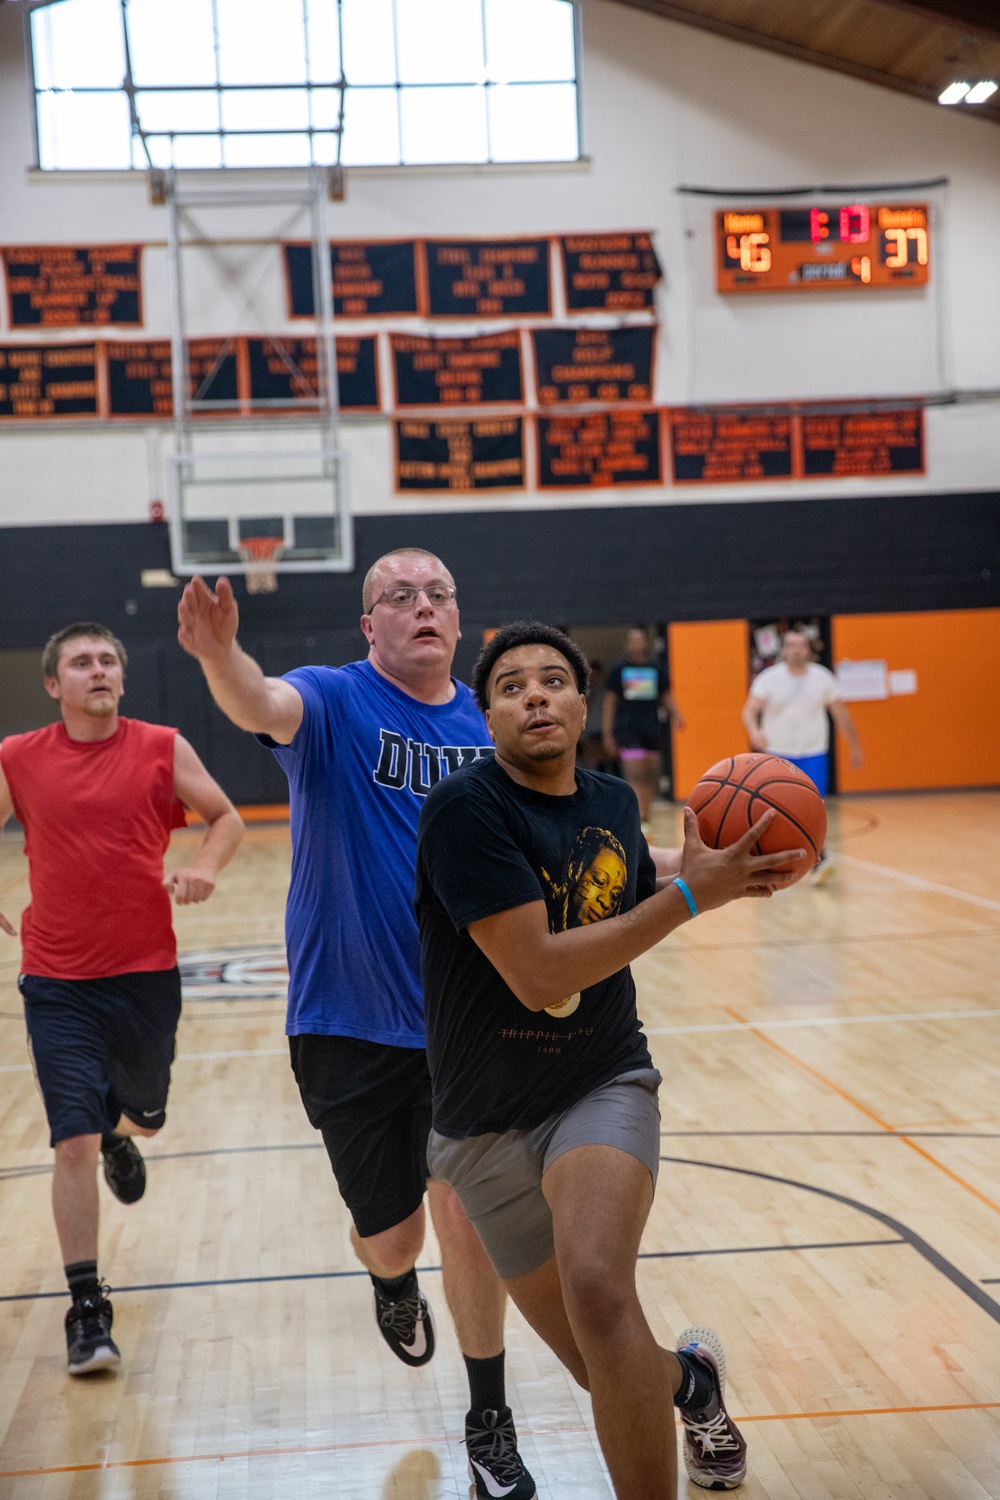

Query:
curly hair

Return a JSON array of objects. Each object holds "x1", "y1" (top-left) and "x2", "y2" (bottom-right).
[{"x1": 472, "y1": 620, "x2": 590, "y2": 712}]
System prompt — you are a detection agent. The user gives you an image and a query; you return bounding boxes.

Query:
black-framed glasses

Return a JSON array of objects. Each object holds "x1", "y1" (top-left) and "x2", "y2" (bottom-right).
[{"x1": 371, "y1": 584, "x2": 458, "y2": 610}]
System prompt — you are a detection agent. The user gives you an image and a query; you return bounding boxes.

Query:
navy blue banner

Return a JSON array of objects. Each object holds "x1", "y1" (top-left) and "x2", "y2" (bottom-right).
[
  {"x1": 560, "y1": 233, "x2": 661, "y2": 312},
  {"x1": 391, "y1": 332, "x2": 523, "y2": 407},
  {"x1": 2, "y1": 245, "x2": 142, "y2": 328},
  {"x1": 537, "y1": 411, "x2": 661, "y2": 489},
  {"x1": 532, "y1": 326, "x2": 655, "y2": 404},
  {"x1": 424, "y1": 240, "x2": 551, "y2": 318},
  {"x1": 395, "y1": 417, "x2": 525, "y2": 491},
  {"x1": 0, "y1": 343, "x2": 99, "y2": 418},
  {"x1": 284, "y1": 241, "x2": 420, "y2": 318}
]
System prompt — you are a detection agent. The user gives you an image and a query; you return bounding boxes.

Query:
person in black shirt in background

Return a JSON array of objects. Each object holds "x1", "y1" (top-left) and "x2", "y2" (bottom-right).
[
  {"x1": 603, "y1": 627, "x2": 683, "y2": 832},
  {"x1": 416, "y1": 621, "x2": 803, "y2": 1499}
]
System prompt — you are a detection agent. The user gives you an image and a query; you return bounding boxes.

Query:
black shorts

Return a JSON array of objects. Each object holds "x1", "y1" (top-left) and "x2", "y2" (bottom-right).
[
  {"x1": 20, "y1": 969, "x2": 182, "y2": 1147},
  {"x1": 616, "y1": 730, "x2": 660, "y2": 753},
  {"x1": 289, "y1": 1034, "x2": 431, "y2": 1239}
]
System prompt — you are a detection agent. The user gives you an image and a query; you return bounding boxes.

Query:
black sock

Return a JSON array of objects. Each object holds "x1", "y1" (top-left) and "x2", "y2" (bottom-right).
[
  {"x1": 65, "y1": 1259, "x2": 100, "y2": 1305},
  {"x1": 465, "y1": 1350, "x2": 506, "y2": 1416},
  {"x1": 673, "y1": 1350, "x2": 715, "y2": 1411},
  {"x1": 371, "y1": 1269, "x2": 416, "y2": 1302}
]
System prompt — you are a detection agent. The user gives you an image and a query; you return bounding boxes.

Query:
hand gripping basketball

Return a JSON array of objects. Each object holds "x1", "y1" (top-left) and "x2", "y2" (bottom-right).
[{"x1": 678, "y1": 806, "x2": 805, "y2": 912}]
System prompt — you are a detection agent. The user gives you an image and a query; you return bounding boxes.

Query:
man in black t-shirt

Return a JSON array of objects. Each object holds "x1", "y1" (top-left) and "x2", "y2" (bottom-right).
[
  {"x1": 416, "y1": 621, "x2": 803, "y2": 1498},
  {"x1": 602, "y1": 627, "x2": 683, "y2": 832}
]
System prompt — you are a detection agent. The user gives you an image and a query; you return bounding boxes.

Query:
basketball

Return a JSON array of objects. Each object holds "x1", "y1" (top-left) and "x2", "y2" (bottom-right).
[{"x1": 688, "y1": 753, "x2": 827, "y2": 883}]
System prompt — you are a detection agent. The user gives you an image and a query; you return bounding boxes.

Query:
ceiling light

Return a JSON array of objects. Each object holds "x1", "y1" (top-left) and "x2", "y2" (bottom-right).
[
  {"x1": 966, "y1": 80, "x2": 998, "y2": 104},
  {"x1": 938, "y1": 81, "x2": 970, "y2": 104}
]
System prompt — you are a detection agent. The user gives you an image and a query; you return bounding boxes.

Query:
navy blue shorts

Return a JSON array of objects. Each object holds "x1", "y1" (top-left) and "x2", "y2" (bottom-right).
[{"x1": 20, "y1": 969, "x2": 182, "y2": 1146}]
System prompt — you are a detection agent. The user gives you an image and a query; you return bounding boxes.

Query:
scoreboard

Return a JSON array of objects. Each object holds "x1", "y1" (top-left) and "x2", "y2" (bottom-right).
[{"x1": 716, "y1": 204, "x2": 929, "y2": 293}]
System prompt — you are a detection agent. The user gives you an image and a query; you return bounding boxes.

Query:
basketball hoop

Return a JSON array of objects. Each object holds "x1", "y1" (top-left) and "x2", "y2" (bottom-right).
[{"x1": 237, "y1": 536, "x2": 284, "y2": 594}]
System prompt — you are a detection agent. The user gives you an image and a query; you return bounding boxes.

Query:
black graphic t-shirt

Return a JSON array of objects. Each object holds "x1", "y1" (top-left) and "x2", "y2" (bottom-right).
[
  {"x1": 605, "y1": 658, "x2": 669, "y2": 743},
  {"x1": 416, "y1": 757, "x2": 656, "y2": 1138}
]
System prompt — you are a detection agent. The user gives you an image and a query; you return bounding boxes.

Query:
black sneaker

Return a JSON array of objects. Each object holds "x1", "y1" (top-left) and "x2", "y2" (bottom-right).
[
  {"x1": 101, "y1": 1134, "x2": 146, "y2": 1204},
  {"x1": 465, "y1": 1407, "x2": 536, "y2": 1499},
  {"x1": 371, "y1": 1277, "x2": 436, "y2": 1367},
  {"x1": 676, "y1": 1327, "x2": 748, "y2": 1490},
  {"x1": 66, "y1": 1288, "x2": 120, "y2": 1375}
]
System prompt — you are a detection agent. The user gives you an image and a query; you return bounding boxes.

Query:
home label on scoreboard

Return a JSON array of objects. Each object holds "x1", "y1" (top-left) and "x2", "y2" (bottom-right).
[{"x1": 715, "y1": 205, "x2": 929, "y2": 293}]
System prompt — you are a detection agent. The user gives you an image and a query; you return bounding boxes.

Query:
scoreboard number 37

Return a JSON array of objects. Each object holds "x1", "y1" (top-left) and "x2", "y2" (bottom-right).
[{"x1": 716, "y1": 203, "x2": 929, "y2": 292}]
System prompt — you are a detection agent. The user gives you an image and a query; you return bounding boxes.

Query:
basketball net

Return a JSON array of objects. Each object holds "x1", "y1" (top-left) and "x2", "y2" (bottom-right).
[{"x1": 237, "y1": 536, "x2": 284, "y2": 595}]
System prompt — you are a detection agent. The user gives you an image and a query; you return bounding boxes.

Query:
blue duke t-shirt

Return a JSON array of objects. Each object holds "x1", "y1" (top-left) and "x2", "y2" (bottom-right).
[{"x1": 263, "y1": 660, "x2": 493, "y2": 1046}]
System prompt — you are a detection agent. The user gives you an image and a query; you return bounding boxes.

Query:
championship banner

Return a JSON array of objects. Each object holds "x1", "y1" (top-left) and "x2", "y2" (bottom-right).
[
  {"x1": 559, "y1": 233, "x2": 662, "y2": 312},
  {"x1": 0, "y1": 343, "x2": 100, "y2": 419},
  {"x1": 2, "y1": 245, "x2": 143, "y2": 328},
  {"x1": 395, "y1": 417, "x2": 525, "y2": 491},
  {"x1": 283, "y1": 241, "x2": 420, "y2": 318},
  {"x1": 247, "y1": 335, "x2": 380, "y2": 410},
  {"x1": 423, "y1": 239, "x2": 551, "y2": 318},
  {"x1": 668, "y1": 409, "x2": 794, "y2": 484},
  {"x1": 391, "y1": 331, "x2": 523, "y2": 407},
  {"x1": 536, "y1": 410, "x2": 661, "y2": 489},
  {"x1": 531, "y1": 326, "x2": 655, "y2": 404},
  {"x1": 106, "y1": 341, "x2": 173, "y2": 416},
  {"x1": 801, "y1": 408, "x2": 923, "y2": 475}
]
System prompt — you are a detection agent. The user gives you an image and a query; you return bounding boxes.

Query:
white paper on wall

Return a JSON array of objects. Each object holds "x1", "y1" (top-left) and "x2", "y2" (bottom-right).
[
  {"x1": 888, "y1": 669, "x2": 918, "y2": 695},
  {"x1": 835, "y1": 659, "x2": 888, "y2": 701}
]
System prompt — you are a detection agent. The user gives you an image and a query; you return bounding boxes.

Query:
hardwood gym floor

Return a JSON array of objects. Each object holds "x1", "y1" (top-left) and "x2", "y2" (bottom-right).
[{"x1": 1, "y1": 792, "x2": 999, "y2": 1498}]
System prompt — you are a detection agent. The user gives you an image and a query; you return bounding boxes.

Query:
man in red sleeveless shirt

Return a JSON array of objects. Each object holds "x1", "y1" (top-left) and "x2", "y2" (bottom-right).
[{"x1": 0, "y1": 623, "x2": 244, "y2": 1376}]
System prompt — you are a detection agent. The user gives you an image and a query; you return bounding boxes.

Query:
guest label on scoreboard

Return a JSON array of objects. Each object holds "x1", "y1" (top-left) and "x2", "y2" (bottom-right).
[
  {"x1": 247, "y1": 335, "x2": 380, "y2": 410},
  {"x1": 532, "y1": 327, "x2": 655, "y2": 404},
  {"x1": 395, "y1": 417, "x2": 525, "y2": 490},
  {"x1": 559, "y1": 233, "x2": 662, "y2": 311},
  {"x1": 283, "y1": 241, "x2": 420, "y2": 318},
  {"x1": 715, "y1": 205, "x2": 930, "y2": 293},
  {"x1": 424, "y1": 240, "x2": 551, "y2": 318},
  {"x1": 802, "y1": 408, "x2": 923, "y2": 475},
  {"x1": 391, "y1": 332, "x2": 523, "y2": 407},
  {"x1": 537, "y1": 410, "x2": 661, "y2": 488},
  {"x1": 669, "y1": 410, "x2": 793, "y2": 482},
  {"x1": 2, "y1": 245, "x2": 142, "y2": 326},
  {"x1": 0, "y1": 343, "x2": 99, "y2": 419}
]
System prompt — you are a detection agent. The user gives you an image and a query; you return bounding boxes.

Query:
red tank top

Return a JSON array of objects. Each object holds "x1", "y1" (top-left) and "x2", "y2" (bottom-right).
[{"x1": 1, "y1": 717, "x2": 187, "y2": 979}]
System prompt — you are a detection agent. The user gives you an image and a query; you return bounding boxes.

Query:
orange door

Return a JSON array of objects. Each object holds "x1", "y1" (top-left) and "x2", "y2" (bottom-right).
[
  {"x1": 831, "y1": 609, "x2": 1000, "y2": 791},
  {"x1": 668, "y1": 620, "x2": 749, "y2": 800}
]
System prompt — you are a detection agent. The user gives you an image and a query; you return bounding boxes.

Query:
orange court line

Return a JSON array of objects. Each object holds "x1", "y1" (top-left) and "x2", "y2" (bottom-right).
[
  {"x1": 5, "y1": 1403, "x2": 1000, "y2": 1479},
  {"x1": 724, "y1": 1005, "x2": 1000, "y2": 1220}
]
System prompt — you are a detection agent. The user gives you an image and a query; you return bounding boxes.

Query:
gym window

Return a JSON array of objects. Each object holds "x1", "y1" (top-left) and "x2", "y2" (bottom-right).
[{"x1": 28, "y1": 0, "x2": 581, "y2": 171}]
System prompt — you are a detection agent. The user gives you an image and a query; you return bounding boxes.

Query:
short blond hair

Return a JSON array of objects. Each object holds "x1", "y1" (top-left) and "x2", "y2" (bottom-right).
[
  {"x1": 42, "y1": 623, "x2": 127, "y2": 682},
  {"x1": 362, "y1": 548, "x2": 452, "y2": 612}
]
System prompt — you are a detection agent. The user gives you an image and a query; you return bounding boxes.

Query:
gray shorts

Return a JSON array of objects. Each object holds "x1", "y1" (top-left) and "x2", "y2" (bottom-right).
[{"x1": 427, "y1": 1068, "x2": 662, "y2": 1280}]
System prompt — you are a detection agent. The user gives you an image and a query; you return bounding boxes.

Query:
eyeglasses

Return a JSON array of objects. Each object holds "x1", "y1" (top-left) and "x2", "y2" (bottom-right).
[{"x1": 371, "y1": 584, "x2": 457, "y2": 610}]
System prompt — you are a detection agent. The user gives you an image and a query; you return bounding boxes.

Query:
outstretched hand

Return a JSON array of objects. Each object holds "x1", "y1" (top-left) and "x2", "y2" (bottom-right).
[
  {"x1": 678, "y1": 806, "x2": 804, "y2": 911},
  {"x1": 177, "y1": 575, "x2": 239, "y2": 664}
]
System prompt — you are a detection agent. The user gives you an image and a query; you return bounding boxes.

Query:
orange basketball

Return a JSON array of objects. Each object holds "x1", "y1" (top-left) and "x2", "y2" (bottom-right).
[{"x1": 687, "y1": 753, "x2": 826, "y2": 884}]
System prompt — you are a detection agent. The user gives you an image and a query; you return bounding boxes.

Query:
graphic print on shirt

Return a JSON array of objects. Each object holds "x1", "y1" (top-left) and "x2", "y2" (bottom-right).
[
  {"x1": 372, "y1": 728, "x2": 494, "y2": 797},
  {"x1": 540, "y1": 825, "x2": 628, "y2": 1017},
  {"x1": 619, "y1": 665, "x2": 660, "y2": 700}
]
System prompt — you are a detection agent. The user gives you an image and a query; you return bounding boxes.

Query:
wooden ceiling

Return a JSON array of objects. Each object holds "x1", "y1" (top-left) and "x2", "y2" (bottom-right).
[{"x1": 609, "y1": 0, "x2": 1000, "y2": 125}]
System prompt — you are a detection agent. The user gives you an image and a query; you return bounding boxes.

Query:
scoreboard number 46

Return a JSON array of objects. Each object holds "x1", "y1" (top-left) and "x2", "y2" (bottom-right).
[{"x1": 716, "y1": 203, "x2": 929, "y2": 293}]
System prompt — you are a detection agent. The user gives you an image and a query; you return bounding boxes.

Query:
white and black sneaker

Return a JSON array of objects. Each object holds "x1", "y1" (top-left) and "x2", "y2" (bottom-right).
[
  {"x1": 676, "y1": 1326, "x2": 747, "y2": 1490},
  {"x1": 66, "y1": 1288, "x2": 120, "y2": 1375},
  {"x1": 465, "y1": 1407, "x2": 536, "y2": 1499},
  {"x1": 372, "y1": 1275, "x2": 436, "y2": 1367}
]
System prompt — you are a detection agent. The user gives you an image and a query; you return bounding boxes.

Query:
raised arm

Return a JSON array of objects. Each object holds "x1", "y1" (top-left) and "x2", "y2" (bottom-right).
[
  {"x1": 741, "y1": 692, "x2": 768, "y2": 752},
  {"x1": 177, "y1": 575, "x2": 304, "y2": 745},
  {"x1": 0, "y1": 757, "x2": 16, "y2": 937},
  {"x1": 469, "y1": 808, "x2": 803, "y2": 1012},
  {"x1": 164, "y1": 735, "x2": 245, "y2": 905}
]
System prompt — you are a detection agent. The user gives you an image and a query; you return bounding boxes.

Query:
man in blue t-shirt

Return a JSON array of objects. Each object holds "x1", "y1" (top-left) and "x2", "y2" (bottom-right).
[{"x1": 178, "y1": 549, "x2": 535, "y2": 1500}]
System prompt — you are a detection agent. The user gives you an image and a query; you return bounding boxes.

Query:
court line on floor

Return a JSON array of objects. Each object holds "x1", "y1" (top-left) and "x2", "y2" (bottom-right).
[
  {"x1": 0, "y1": 1238, "x2": 904, "y2": 1303},
  {"x1": 725, "y1": 1004, "x2": 1000, "y2": 1222},
  {"x1": 662, "y1": 1155, "x2": 1000, "y2": 1326},
  {"x1": 834, "y1": 854, "x2": 1000, "y2": 913},
  {"x1": 5, "y1": 1400, "x2": 1000, "y2": 1481},
  {"x1": 646, "y1": 1005, "x2": 1000, "y2": 1037},
  {"x1": 671, "y1": 924, "x2": 1000, "y2": 952}
]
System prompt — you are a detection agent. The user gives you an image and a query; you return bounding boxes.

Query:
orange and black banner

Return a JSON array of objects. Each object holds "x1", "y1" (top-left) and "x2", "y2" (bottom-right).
[
  {"x1": 246, "y1": 335, "x2": 380, "y2": 410},
  {"x1": 666, "y1": 405, "x2": 924, "y2": 483},
  {"x1": 531, "y1": 326, "x2": 655, "y2": 405},
  {"x1": 391, "y1": 331, "x2": 523, "y2": 407},
  {"x1": 394, "y1": 416, "x2": 525, "y2": 491},
  {"x1": 2, "y1": 245, "x2": 143, "y2": 328},
  {"x1": 423, "y1": 239, "x2": 551, "y2": 318},
  {"x1": 283, "y1": 240, "x2": 420, "y2": 318},
  {"x1": 536, "y1": 410, "x2": 661, "y2": 489},
  {"x1": 0, "y1": 343, "x2": 100, "y2": 418},
  {"x1": 801, "y1": 408, "x2": 923, "y2": 476},
  {"x1": 559, "y1": 233, "x2": 661, "y2": 312}
]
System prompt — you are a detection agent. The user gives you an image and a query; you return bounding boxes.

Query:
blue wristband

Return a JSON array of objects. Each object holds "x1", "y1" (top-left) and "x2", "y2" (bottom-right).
[{"x1": 672, "y1": 876, "x2": 698, "y2": 919}]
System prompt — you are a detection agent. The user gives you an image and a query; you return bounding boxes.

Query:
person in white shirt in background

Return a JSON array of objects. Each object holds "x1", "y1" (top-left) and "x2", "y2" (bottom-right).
[{"x1": 741, "y1": 629, "x2": 862, "y2": 884}]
